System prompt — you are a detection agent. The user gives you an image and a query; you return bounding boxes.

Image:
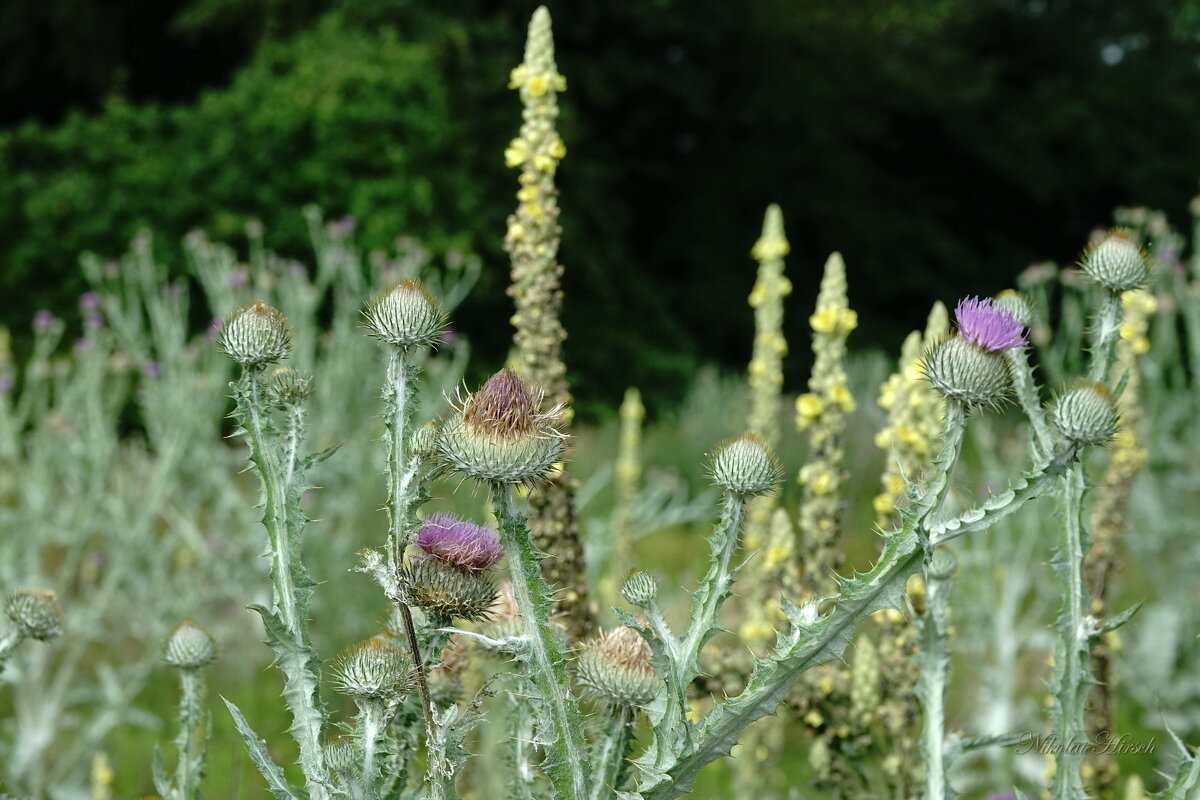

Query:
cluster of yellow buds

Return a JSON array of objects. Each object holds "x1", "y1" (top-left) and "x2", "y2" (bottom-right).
[
  {"x1": 747, "y1": 204, "x2": 792, "y2": 445},
  {"x1": 795, "y1": 252, "x2": 857, "y2": 596},
  {"x1": 872, "y1": 303, "x2": 948, "y2": 524}
]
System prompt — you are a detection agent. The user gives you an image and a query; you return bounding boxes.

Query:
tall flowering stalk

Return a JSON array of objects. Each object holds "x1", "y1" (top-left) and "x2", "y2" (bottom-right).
[
  {"x1": 1047, "y1": 231, "x2": 1148, "y2": 800},
  {"x1": 605, "y1": 387, "x2": 645, "y2": 607},
  {"x1": 794, "y1": 252, "x2": 858, "y2": 596},
  {"x1": 1084, "y1": 287, "x2": 1155, "y2": 791},
  {"x1": 503, "y1": 6, "x2": 592, "y2": 639},
  {"x1": 153, "y1": 620, "x2": 217, "y2": 800}
]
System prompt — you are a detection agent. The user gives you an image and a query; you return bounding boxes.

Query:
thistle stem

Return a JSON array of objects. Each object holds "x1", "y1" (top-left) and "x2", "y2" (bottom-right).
[
  {"x1": 682, "y1": 491, "x2": 746, "y2": 667},
  {"x1": 918, "y1": 564, "x2": 953, "y2": 800},
  {"x1": 0, "y1": 630, "x2": 23, "y2": 673},
  {"x1": 1006, "y1": 347, "x2": 1053, "y2": 460},
  {"x1": 1087, "y1": 292, "x2": 1123, "y2": 385},
  {"x1": 399, "y1": 602, "x2": 435, "y2": 735},
  {"x1": 175, "y1": 669, "x2": 204, "y2": 800},
  {"x1": 590, "y1": 706, "x2": 634, "y2": 800},
  {"x1": 356, "y1": 700, "x2": 387, "y2": 799},
  {"x1": 912, "y1": 400, "x2": 967, "y2": 529},
  {"x1": 492, "y1": 483, "x2": 590, "y2": 800}
]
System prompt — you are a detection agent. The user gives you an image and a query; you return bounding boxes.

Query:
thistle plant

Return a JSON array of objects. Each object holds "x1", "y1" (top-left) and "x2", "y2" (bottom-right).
[
  {"x1": 0, "y1": 590, "x2": 63, "y2": 672},
  {"x1": 604, "y1": 387, "x2": 645, "y2": 607},
  {"x1": 504, "y1": 5, "x2": 593, "y2": 639},
  {"x1": 153, "y1": 620, "x2": 217, "y2": 800}
]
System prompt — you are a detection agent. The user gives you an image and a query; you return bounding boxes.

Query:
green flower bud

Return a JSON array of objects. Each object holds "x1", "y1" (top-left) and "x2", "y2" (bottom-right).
[
  {"x1": 324, "y1": 740, "x2": 359, "y2": 778},
  {"x1": 1051, "y1": 383, "x2": 1118, "y2": 446},
  {"x1": 575, "y1": 626, "x2": 658, "y2": 707},
  {"x1": 362, "y1": 280, "x2": 447, "y2": 349},
  {"x1": 331, "y1": 636, "x2": 415, "y2": 700},
  {"x1": 163, "y1": 619, "x2": 217, "y2": 669},
  {"x1": 218, "y1": 302, "x2": 291, "y2": 368},
  {"x1": 267, "y1": 367, "x2": 312, "y2": 408},
  {"x1": 436, "y1": 369, "x2": 566, "y2": 485},
  {"x1": 1081, "y1": 230, "x2": 1150, "y2": 292},
  {"x1": 621, "y1": 571, "x2": 658, "y2": 607},
  {"x1": 927, "y1": 550, "x2": 957, "y2": 581},
  {"x1": 403, "y1": 559, "x2": 498, "y2": 622},
  {"x1": 4, "y1": 589, "x2": 63, "y2": 641},
  {"x1": 708, "y1": 434, "x2": 782, "y2": 496},
  {"x1": 922, "y1": 335, "x2": 1012, "y2": 406},
  {"x1": 411, "y1": 424, "x2": 437, "y2": 459},
  {"x1": 992, "y1": 290, "x2": 1034, "y2": 328}
]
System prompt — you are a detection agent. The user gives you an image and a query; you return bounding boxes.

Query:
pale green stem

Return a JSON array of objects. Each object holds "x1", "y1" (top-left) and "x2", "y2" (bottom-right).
[
  {"x1": 590, "y1": 706, "x2": 634, "y2": 800},
  {"x1": 0, "y1": 630, "x2": 24, "y2": 674},
  {"x1": 1087, "y1": 292, "x2": 1123, "y2": 385},
  {"x1": 1006, "y1": 347, "x2": 1053, "y2": 460},
  {"x1": 919, "y1": 567, "x2": 953, "y2": 800},
  {"x1": 912, "y1": 400, "x2": 967, "y2": 529},
  {"x1": 175, "y1": 669, "x2": 205, "y2": 800},
  {"x1": 381, "y1": 345, "x2": 435, "y2": 735},
  {"x1": 682, "y1": 491, "x2": 746, "y2": 668},
  {"x1": 356, "y1": 700, "x2": 387, "y2": 800},
  {"x1": 1050, "y1": 463, "x2": 1090, "y2": 800},
  {"x1": 493, "y1": 484, "x2": 590, "y2": 800}
]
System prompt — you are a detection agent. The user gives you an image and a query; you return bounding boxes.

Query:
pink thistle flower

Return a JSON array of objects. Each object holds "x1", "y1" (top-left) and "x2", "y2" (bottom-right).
[
  {"x1": 416, "y1": 513, "x2": 503, "y2": 571},
  {"x1": 954, "y1": 296, "x2": 1027, "y2": 352}
]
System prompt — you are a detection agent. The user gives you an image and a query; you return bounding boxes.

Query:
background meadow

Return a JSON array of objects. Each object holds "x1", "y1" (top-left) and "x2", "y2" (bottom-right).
[{"x1": 2, "y1": 2, "x2": 1200, "y2": 799}]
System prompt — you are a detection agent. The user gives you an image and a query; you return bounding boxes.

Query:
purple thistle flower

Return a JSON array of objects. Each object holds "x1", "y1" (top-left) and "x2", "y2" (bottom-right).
[
  {"x1": 416, "y1": 513, "x2": 503, "y2": 571},
  {"x1": 79, "y1": 292, "x2": 102, "y2": 312},
  {"x1": 955, "y1": 296, "x2": 1027, "y2": 352},
  {"x1": 0, "y1": 375, "x2": 13, "y2": 394}
]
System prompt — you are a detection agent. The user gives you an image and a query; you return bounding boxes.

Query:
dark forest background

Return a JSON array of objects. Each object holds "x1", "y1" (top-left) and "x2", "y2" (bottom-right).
[{"x1": 4, "y1": 0, "x2": 1200, "y2": 414}]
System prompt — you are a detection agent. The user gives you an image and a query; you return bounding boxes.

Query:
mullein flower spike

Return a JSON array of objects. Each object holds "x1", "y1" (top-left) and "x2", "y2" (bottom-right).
[
  {"x1": 163, "y1": 619, "x2": 217, "y2": 669},
  {"x1": 436, "y1": 368, "x2": 566, "y2": 485},
  {"x1": 923, "y1": 297, "x2": 1027, "y2": 406},
  {"x1": 362, "y1": 279, "x2": 447, "y2": 349},
  {"x1": 217, "y1": 302, "x2": 291, "y2": 367},
  {"x1": 4, "y1": 589, "x2": 64, "y2": 641}
]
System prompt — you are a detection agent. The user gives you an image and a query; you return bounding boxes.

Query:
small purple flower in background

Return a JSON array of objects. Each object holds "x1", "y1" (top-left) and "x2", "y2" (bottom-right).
[
  {"x1": 0, "y1": 376, "x2": 14, "y2": 394},
  {"x1": 33, "y1": 311, "x2": 55, "y2": 333},
  {"x1": 416, "y1": 513, "x2": 503, "y2": 571},
  {"x1": 162, "y1": 283, "x2": 182, "y2": 300},
  {"x1": 955, "y1": 296, "x2": 1027, "y2": 352},
  {"x1": 83, "y1": 311, "x2": 105, "y2": 331},
  {"x1": 439, "y1": 325, "x2": 458, "y2": 344},
  {"x1": 986, "y1": 795, "x2": 1016, "y2": 800},
  {"x1": 329, "y1": 216, "x2": 357, "y2": 238},
  {"x1": 74, "y1": 338, "x2": 91, "y2": 355},
  {"x1": 143, "y1": 361, "x2": 163, "y2": 379},
  {"x1": 79, "y1": 292, "x2": 102, "y2": 312},
  {"x1": 229, "y1": 268, "x2": 249, "y2": 290},
  {"x1": 288, "y1": 260, "x2": 307, "y2": 279},
  {"x1": 206, "y1": 318, "x2": 224, "y2": 341}
]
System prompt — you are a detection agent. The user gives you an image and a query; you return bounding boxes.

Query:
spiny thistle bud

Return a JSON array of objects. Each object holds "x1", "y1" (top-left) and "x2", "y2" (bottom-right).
[
  {"x1": 708, "y1": 433, "x2": 782, "y2": 497},
  {"x1": 362, "y1": 280, "x2": 447, "y2": 349},
  {"x1": 217, "y1": 302, "x2": 291, "y2": 367},
  {"x1": 416, "y1": 513, "x2": 503, "y2": 571},
  {"x1": 575, "y1": 626, "x2": 658, "y2": 707},
  {"x1": 412, "y1": 424, "x2": 437, "y2": 458},
  {"x1": 162, "y1": 619, "x2": 217, "y2": 669},
  {"x1": 621, "y1": 571, "x2": 658, "y2": 607},
  {"x1": 1081, "y1": 230, "x2": 1150, "y2": 292},
  {"x1": 923, "y1": 297, "x2": 1026, "y2": 406},
  {"x1": 1051, "y1": 384, "x2": 1119, "y2": 446},
  {"x1": 992, "y1": 290, "x2": 1034, "y2": 328},
  {"x1": 436, "y1": 369, "x2": 566, "y2": 485},
  {"x1": 403, "y1": 559, "x2": 498, "y2": 622},
  {"x1": 331, "y1": 636, "x2": 415, "y2": 700},
  {"x1": 267, "y1": 367, "x2": 312, "y2": 408},
  {"x1": 324, "y1": 740, "x2": 359, "y2": 778},
  {"x1": 4, "y1": 589, "x2": 63, "y2": 641}
]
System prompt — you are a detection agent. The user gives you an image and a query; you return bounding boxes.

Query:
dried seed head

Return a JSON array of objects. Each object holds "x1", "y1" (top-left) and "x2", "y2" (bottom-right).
[
  {"x1": 922, "y1": 335, "x2": 1012, "y2": 406},
  {"x1": 992, "y1": 290, "x2": 1035, "y2": 328},
  {"x1": 621, "y1": 571, "x2": 658, "y2": 607},
  {"x1": 218, "y1": 302, "x2": 291, "y2": 367},
  {"x1": 708, "y1": 434, "x2": 782, "y2": 497},
  {"x1": 436, "y1": 369, "x2": 566, "y2": 485},
  {"x1": 4, "y1": 589, "x2": 63, "y2": 641},
  {"x1": 416, "y1": 513, "x2": 503, "y2": 571},
  {"x1": 1051, "y1": 383, "x2": 1119, "y2": 446},
  {"x1": 1082, "y1": 230, "x2": 1151, "y2": 292},
  {"x1": 575, "y1": 626, "x2": 658, "y2": 707},
  {"x1": 403, "y1": 559, "x2": 498, "y2": 622},
  {"x1": 331, "y1": 636, "x2": 415, "y2": 700},
  {"x1": 362, "y1": 280, "x2": 447, "y2": 349},
  {"x1": 163, "y1": 619, "x2": 217, "y2": 669}
]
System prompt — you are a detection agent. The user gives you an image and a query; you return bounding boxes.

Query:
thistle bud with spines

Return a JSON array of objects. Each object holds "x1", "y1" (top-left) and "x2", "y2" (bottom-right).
[
  {"x1": 4, "y1": 589, "x2": 64, "y2": 641},
  {"x1": 436, "y1": 369, "x2": 566, "y2": 486},
  {"x1": 1081, "y1": 229, "x2": 1151, "y2": 292},
  {"x1": 923, "y1": 297, "x2": 1028, "y2": 407},
  {"x1": 217, "y1": 302, "x2": 291, "y2": 368},
  {"x1": 267, "y1": 367, "x2": 312, "y2": 408},
  {"x1": 162, "y1": 619, "x2": 217, "y2": 669},
  {"x1": 708, "y1": 433, "x2": 782, "y2": 497},
  {"x1": 362, "y1": 279, "x2": 447, "y2": 349},
  {"x1": 1051, "y1": 383, "x2": 1119, "y2": 446},
  {"x1": 575, "y1": 626, "x2": 658, "y2": 707},
  {"x1": 992, "y1": 290, "x2": 1034, "y2": 328},
  {"x1": 403, "y1": 558, "x2": 498, "y2": 622},
  {"x1": 331, "y1": 636, "x2": 416, "y2": 700},
  {"x1": 621, "y1": 571, "x2": 658, "y2": 607}
]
